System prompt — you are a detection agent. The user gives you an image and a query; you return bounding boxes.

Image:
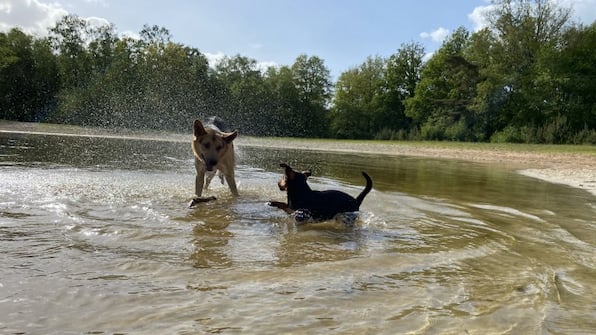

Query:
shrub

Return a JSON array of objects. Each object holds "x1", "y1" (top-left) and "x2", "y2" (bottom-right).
[
  {"x1": 490, "y1": 126, "x2": 524, "y2": 143},
  {"x1": 444, "y1": 119, "x2": 471, "y2": 141}
]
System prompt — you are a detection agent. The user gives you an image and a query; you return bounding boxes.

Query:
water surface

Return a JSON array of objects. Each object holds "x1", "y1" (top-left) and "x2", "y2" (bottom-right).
[{"x1": 1, "y1": 131, "x2": 595, "y2": 334}]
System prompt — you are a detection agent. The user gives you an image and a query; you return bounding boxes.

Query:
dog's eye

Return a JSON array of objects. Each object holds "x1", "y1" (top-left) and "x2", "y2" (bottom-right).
[
  {"x1": 203, "y1": 143, "x2": 211, "y2": 149},
  {"x1": 216, "y1": 145, "x2": 223, "y2": 152}
]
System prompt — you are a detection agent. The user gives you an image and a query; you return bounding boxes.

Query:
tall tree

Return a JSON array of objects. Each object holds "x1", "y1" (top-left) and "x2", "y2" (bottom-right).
[
  {"x1": 0, "y1": 28, "x2": 58, "y2": 122},
  {"x1": 330, "y1": 56, "x2": 386, "y2": 139},
  {"x1": 215, "y1": 55, "x2": 269, "y2": 134},
  {"x1": 405, "y1": 27, "x2": 482, "y2": 140},
  {"x1": 262, "y1": 65, "x2": 300, "y2": 136},
  {"x1": 290, "y1": 54, "x2": 332, "y2": 137},
  {"x1": 538, "y1": 22, "x2": 596, "y2": 141},
  {"x1": 485, "y1": 0, "x2": 572, "y2": 129},
  {"x1": 384, "y1": 42, "x2": 425, "y2": 133},
  {"x1": 49, "y1": 14, "x2": 92, "y2": 90}
]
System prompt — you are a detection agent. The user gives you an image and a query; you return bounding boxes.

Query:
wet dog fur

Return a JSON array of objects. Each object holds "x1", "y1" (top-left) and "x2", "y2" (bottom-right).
[
  {"x1": 190, "y1": 117, "x2": 238, "y2": 206},
  {"x1": 268, "y1": 163, "x2": 373, "y2": 222}
]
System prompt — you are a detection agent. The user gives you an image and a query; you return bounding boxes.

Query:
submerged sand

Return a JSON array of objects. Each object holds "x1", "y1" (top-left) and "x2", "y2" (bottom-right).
[{"x1": 1, "y1": 121, "x2": 595, "y2": 197}]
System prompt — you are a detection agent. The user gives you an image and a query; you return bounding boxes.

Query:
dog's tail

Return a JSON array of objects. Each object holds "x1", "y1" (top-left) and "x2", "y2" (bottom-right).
[{"x1": 356, "y1": 172, "x2": 373, "y2": 206}]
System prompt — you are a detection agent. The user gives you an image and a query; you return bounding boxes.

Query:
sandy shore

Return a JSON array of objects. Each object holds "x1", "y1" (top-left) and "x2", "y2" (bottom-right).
[{"x1": 1, "y1": 121, "x2": 595, "y2": 197}]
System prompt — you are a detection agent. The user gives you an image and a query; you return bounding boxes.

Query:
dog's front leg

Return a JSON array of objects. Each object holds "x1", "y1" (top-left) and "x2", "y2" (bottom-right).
[
  {"x1": 194, "y1": 159, "x2": 205, "y2": 198},
  {"x1": 189, "y1": 165, "x2": 218, "y2": 208},
  {"x1": 195, "y1": 172, "x2": 205, "y2": 197},
  {"x1": 268, "y1": 201, "x2": 293, "y2": 214},
  {"x1": 204, "y1": 170, "x2": 216, "y2": 190},
  {"x1": 224, "y1": 171, "x2": 239, "y2": 196}
]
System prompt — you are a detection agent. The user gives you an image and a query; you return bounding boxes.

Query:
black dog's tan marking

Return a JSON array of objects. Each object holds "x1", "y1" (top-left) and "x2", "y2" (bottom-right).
[
  {"x1": 189, "y1": 118, "x2": 238, "y2": 207},
  {"x1": 268, "y1": 163, "x2": 372, "y2": 221}
]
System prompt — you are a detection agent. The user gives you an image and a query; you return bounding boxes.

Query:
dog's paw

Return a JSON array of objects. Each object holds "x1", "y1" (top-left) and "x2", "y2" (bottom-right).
[
  {"x1": 188, "y1": 196, "x2": 217, "y2": 208},
  {"x1": 292, "y1": 209, "x2": 313, "y2": 224},
  {"x1": 267, "y1": 201, "x2": 287, "y2": 209}
]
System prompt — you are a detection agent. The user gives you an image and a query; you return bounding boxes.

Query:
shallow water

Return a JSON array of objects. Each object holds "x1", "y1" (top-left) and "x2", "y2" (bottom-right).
[{"x1": 1, "y1": 131, "x2": 595, "y2": 334}]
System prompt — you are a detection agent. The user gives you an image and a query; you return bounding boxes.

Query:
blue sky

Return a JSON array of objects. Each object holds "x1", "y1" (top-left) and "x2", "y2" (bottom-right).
[{"x1": 2, "y1": 0, "x2": 595, "y2": 78}]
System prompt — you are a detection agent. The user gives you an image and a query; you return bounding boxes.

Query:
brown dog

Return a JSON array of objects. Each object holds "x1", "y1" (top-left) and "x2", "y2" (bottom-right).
[
  {"x1": 268, "y1": 163, "x2": 372, "y2": 222},
  {"x1": 189, "y1": 118, "x2": 238, "y2": 207}
]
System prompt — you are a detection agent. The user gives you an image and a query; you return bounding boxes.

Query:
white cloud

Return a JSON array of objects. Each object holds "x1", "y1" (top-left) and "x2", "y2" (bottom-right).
[
  {"x1": 0, "y1": 0, "x2": 111, "y2": 37},
  {"x1": 468, "y1": 0, "x2": 596, "y2": 32},
  {"x1": 120, "y1": 29, "x2": 140, "y2": 40},
  {"x1": 204, "y1": 51, "x2": 227, "y2": 68},
  {"x1": 85, "y1": 16, "x2": 110, "y2": 29},
  {"x1": 468, "y1": 5, "x2": 494, "y2": 31},
  {"x1": 0, "y1": 0, "x2": 67, "y2": 36},
  {"x1": 420, "y1": 27, "x2": 450, "y2": 43},
  {"x1": 422, "y1": 51, "x2": 434, "y2": 63}
]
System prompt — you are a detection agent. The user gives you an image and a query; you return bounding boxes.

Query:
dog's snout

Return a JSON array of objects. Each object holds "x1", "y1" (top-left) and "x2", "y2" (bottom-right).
[
  {"x1": 278, "y1": 177, "x2": 287, "y2": 191},
  {"x1": 205, "y1": 159, "x2": 218, "y2": 171}
]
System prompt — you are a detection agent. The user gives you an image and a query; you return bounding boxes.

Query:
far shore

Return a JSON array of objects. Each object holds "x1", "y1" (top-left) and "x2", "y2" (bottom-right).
[{"x1": 1, "y1": 120, "x2": 595, "y2": 196}]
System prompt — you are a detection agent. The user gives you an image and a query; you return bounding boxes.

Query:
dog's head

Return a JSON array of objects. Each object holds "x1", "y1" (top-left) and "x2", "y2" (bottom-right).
[
  {"x1": 192, "y1": 119, "x2": 237, "y2": 171},
  {"x1": 278, "y1": 163, "x2": 311, "y2": 191}
]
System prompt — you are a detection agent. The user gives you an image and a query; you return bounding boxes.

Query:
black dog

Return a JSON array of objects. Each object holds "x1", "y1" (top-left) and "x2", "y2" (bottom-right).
[{"x1": 268, "y1": 163, "x2": 373, "y2": 222}]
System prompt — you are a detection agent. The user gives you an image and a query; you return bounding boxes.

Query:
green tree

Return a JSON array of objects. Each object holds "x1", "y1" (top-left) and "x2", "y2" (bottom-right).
[
  {"x1": 383, "y1": 42, "x2": 425, "y2": 134},
  {"x1": 330, "y1": 56, "x2": 386, "y2": 139},
  {"x1": 262, "y1": 65, "x2": 300, "y2": 136},
  {"x1": 555, "y1": 23, "x2": 596, "y2": 130},
  {"x1": 290, "y1": 54, "x2": 332, "y2": 137},
  {"x1": 405, "y1": 27, "x2": 482, "y2": 140},
  {"x1": 465, "y1": 27, "x2": 504, "y2": 139},
  {"x1": 214, "y1": 54, "x2": 270, "y2": 134},
  {"x1": 47, "y1": 19, "x2": 221, "y2": 131},
  {"x1": 537, "y1": 22, "x2": 596, "y2": 142},
  {"x1": 0, "y1": 28, "x2": 58, "y2": 122},
  {"x1": 49, "y1": 14, "x2": 92, "y2": 90},
  {"x1": 485, "y1": 0, "x2": 572, "y2": 131}
]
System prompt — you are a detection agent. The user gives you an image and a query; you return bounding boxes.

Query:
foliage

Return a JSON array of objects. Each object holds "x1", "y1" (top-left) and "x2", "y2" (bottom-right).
[
  {"x1": 331, "y1": 43, "x2": 422, "y2": 139},
  {"x1": 0, "y1": 28, "x2": 59, "y2": 121},
  {"x1": 0, "y1": 0, "x2": 594, "y2": 144}
]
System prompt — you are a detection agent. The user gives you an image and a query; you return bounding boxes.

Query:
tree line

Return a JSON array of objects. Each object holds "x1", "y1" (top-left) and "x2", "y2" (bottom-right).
[{"x1": 1, "y1": 0, "x2": 594, "y2": 143}]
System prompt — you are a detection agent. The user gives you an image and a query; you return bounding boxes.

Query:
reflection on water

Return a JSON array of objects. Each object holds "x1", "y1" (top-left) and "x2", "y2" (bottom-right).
[{"x1": 1, "y1": 131, "x2": 595, "y2": 334}]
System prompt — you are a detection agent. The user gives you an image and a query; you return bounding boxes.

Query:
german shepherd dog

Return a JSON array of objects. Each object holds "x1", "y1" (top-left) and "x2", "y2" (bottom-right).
[
  {"x1": 268, "y1": 163, "x2": 373, "y2": 222},
  {"x1": 189, "y1": 117, "x2": 238, "y2": 207}
]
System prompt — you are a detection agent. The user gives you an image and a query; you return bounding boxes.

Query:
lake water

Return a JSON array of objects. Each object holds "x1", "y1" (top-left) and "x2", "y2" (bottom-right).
[{"x1": 1, "y1": 130, "x2": 595, "y2": 334}]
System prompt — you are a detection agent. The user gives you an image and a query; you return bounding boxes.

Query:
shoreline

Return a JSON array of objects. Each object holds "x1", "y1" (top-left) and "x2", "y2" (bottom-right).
[
  {"x1": 238, "y1": 137, "x2": 596, "y2": 197},
  {"x1": 1, "y1": 121, "x2": 595, "y2": 197}
]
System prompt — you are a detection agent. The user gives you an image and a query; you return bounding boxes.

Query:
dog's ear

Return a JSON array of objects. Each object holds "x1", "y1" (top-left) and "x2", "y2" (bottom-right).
[
  {"x1": 193, "y1": 119, "x2": 206, "y2": 137},
  {"x1": 280, "y1": 163, "x2": 295, "y2": 179},
  {"x1": 223, "y1": 130, "x2": 238, "y2": 143}
]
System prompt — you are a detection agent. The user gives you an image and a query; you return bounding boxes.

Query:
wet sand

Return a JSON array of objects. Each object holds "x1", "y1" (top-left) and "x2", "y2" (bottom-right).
[{"x1": 1, "y1": 121, "x2": 595, "y2": 196}]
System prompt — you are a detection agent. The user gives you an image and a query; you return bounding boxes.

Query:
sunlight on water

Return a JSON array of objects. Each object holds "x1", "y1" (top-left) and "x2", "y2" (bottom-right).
[{"x1": 0, "y1": 131, "x2": 595, "y2": 334}]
